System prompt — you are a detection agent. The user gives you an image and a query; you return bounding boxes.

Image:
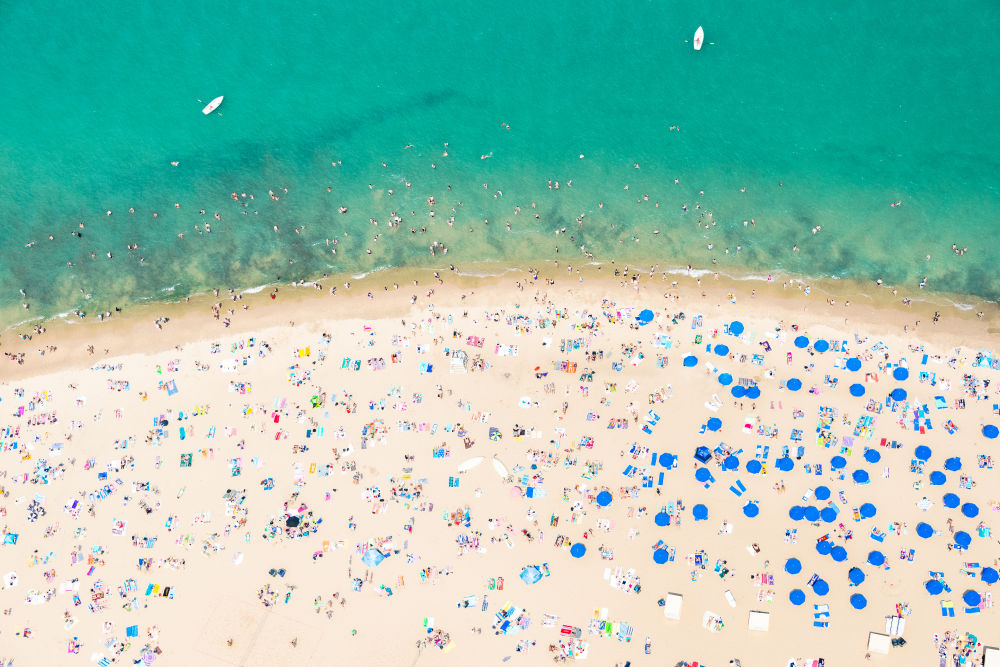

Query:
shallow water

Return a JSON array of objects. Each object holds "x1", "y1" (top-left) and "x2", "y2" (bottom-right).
[{"x1": 2, "y1": 0, "x2": 998, "y2": 327}]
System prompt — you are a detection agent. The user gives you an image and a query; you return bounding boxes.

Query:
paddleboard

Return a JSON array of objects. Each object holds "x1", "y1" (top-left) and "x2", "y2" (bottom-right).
[
  {"x1": 693, "y1": 26, "x2": 704, "y2": 51},
  {"x1": 202, "y1": 96, "x2": 224, "y2": 115}
]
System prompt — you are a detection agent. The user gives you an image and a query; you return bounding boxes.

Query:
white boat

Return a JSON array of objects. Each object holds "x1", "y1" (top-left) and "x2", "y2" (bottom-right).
[
  {"x1": 693, "y1": 26, "x2": 704, "y2": 51},
  {"x1": 491, "y1": 457, "x2": 509, "y2": 479},
  {"x1": 457, "y1": 456, "x2": 484, "y2": 473},
  {"x1": 202, "y1": 96, "x2": 224, "y2": 115}
]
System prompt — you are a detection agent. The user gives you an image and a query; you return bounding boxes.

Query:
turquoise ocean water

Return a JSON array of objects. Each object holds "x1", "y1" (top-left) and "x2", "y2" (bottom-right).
[{"x1": 1, "y1": 0, "x2": 998, "y2": 328}]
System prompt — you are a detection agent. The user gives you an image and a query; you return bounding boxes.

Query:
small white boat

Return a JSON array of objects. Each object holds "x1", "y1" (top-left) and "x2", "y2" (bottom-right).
[
  {"x1": 693, "y1": 26, "x2": 704, "y2": 51},
  {"x1": 202, "y1": 95, "x2": 224, "y2": 115}
]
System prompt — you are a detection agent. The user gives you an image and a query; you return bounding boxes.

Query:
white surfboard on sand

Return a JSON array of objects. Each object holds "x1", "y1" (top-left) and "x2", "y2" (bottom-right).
[
  {"x1": 693, "y1": 26, "x2": 704, "y2": 51},
  {"x1": 457, "y1": 457, "x2": 484, "y2": 473},
  {"x1": 491, "y1": 457, "x2": 509, "y2": 479}
]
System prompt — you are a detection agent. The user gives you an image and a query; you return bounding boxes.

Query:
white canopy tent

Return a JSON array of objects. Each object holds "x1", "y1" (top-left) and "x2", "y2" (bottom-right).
[
  {"x1": 867, "y1": 632, "x2": 891, "y2": 655},
  {"x1": 748, "y1": 610, "x2": 770, "y2": 632},
  {"x1": 663, "y1": 593, "x2": 682, "y2": 620}
]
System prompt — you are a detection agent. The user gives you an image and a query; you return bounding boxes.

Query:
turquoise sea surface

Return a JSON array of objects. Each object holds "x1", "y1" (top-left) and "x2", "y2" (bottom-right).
[{"x1": 1, "y1": 0, "x2": 998, "y2": 327}]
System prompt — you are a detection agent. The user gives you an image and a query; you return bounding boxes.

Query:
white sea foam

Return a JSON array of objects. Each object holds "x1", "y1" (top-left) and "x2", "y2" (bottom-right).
[
  {"x1": 241, "y1": 284, "x2": 271, "y2": 295},
  {"x1": 454, "y1": 267, "x2": 518, "y2": 278},
  {"x1": 352, "y1": 265, "x2": 392, "y2": 280}
]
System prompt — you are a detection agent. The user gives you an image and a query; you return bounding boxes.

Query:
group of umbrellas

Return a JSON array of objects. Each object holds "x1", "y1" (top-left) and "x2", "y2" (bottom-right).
[
  {"x1": 785, "y1": 557, "x2": 870, "y2": 608},
  {"x1": 635, "y1": 314, "x2": 1000, "y2": 613}
]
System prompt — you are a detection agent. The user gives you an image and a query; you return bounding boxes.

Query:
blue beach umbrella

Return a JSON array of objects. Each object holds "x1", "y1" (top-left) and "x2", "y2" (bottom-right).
[
  {"x1": 361, "y1": 549, "x2": 386, "y2": 567},
  {"x1": 683, "y1": 355, "x2": 698, "y2": 367},
  {"x1": 707, "y1": 417, "x2": 723, "y2": 432},
  {"x1": 714, "y1": 344, "x2": 729, "y2": 357},
  {"x1": 787, "y1": 378, "x2": 802, "y2": 391},
  {"x1": 943, "y1": 493, "x2": 960, "y2": 508},
  {"x1": 695, "y1": 446, "x2": 713, "y2": 463},
  {"x1": 785, "y1": 558, "x2": 802, "y2": 574},
  {"x1": 637, "y1": 309, "x2": 654, "y2": 324},
  {"x1": 746, "y1": 460, "x2": 762, "y2": 474},
  {"x1": 848, "y1": 568, "x2": 865, "y2": 585},
  {"x1": 852, "y1": 469, "x2": 869, "y2": 484},
  {"x1": 813, "y1": 579, "x2": 830, "y2": 596},
  {"x1": 659, "y1": 453, "x2": 676, "y2": 468},
  {"x1": 653, "y1": 548, "x2": 670, "y2": 564},
  {"x1": 955, "y1": 531, "x2": 972, "y2": 548},
  {"x1": 570, "y1": 543, "x2": 586, "y2": 558},
  {"x1": 814, "y1": 340, "x2": 830, "y2": 353},
  {"x1": 864, "y1": 449, "x2": 881, "y2": 464},
  {"x1": 692, "y1": 504, "x2": 708, "y2": 521},
  {"x1": 520, "y1": 566, "x2": 543, "y2": 585},
  {"x1": 891, "y1": 388, "x2": 907, "y2": 402},
  {"x1": 868, "y1": 550, "x2": 885, "y2": 566},
  {"x1": 596, "y1": 491, "x2": 613, "y2": 507},
  {"x1": 794, "y1": 336, "x2": 809, "y2": 349},
  {"x1": 846, "y1": 358, "x2": 862, "y2": 372},
  {"x1": 962, "y1": 503, "x2": 980, "y2": 518},
  {"x1": 731, "y1": 385, "x2": 746, "y2": 398},
  {"x1": 945, "y1": 457, "x2": 962, "y2": 471},
  {"x1": 805, "y1": 506, "x2": 821, "y2": 522},
  {"x1": 776, "y1": 457, "x2": 794, "y2": 472},
  {"x1": 916, "y1": 522, "x2": 934, "y2": 539},
  {"x1": 743, "y1": 502, "x2": 760, "y2": 518},
  {"x1": 850, "y1": 594, "x2": 867, "y2": 609},
  {"x1": 723, "y1": 455, "x2": 739, "y2": 470},
  {"x1": 859, "y1": 503, "x2": 877, "y2": 519},
  {"x1": 981, "y1": 568, "x2": 999, "y2": 584},
  {"x1": 925, "y1": 579, "x2": 944, "y2": 595},
  {"x1": 815, "y1": 486, "x2": 831, "y2": 501},
  {"x1": 695, "y1": 468, "x2": 712, "y2": 483},
  {"x1": 914, "y1": 445, "x2": 932, "y2": 461},
  {"x1": 984, "y1": 425, "x2": 999, "y2": 439},
  {"x1": 893, "y1": 367, "x2": 909, "y2": 381},
  {"x1": 849, "y1": 384, "x2": 865, "y2": 397},
  {"x1": 929, "y1": 471, "x2": 947, "y2": 486},
  {"x1": 816, "y1": 540, "x2": 832, "y2": 556},
  {"x1": 789, "y1": 506, "x2": 805, "y2": 521},
  {"x1": 790, "y1": 589, "x2": 806, "y2": 605},
  {"x1": 654, "y1": 512, "x2": 670, "y2": 527},
  {"x1": 746, "y1": 386, "x2": 761, "y2": 399},
  {"x1": 963, "y1": 590, "x2": 981, "y2": 607},
  {"x1": 830, "y1": 456, "x2": 847, "y2": 470},
  {"x1": 718, "y1": 373, "x2": 733, "y2": 386},
  {"x1": 831, "y1": 546, "x2": 848, "y2": 562},
  {"x1": 729, "y1": 321, "x2": 744, "y2": 336},
  {"x1": 821, "y1": 507, "x2": 837, "y2": 523}
]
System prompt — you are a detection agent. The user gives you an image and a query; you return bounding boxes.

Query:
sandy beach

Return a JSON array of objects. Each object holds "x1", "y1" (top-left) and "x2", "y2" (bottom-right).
[{"x1": 1, "y1": 267, "x2": 997, "y2": 667}]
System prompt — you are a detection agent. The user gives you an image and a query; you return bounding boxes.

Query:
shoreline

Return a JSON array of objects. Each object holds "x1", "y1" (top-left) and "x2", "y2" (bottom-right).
[
  {"x1": 2, "y1": 259, "x2": 997, "y2": 384},
  {"x1": 4, "y1": 256, "x2": 997, "y2": 338}
]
